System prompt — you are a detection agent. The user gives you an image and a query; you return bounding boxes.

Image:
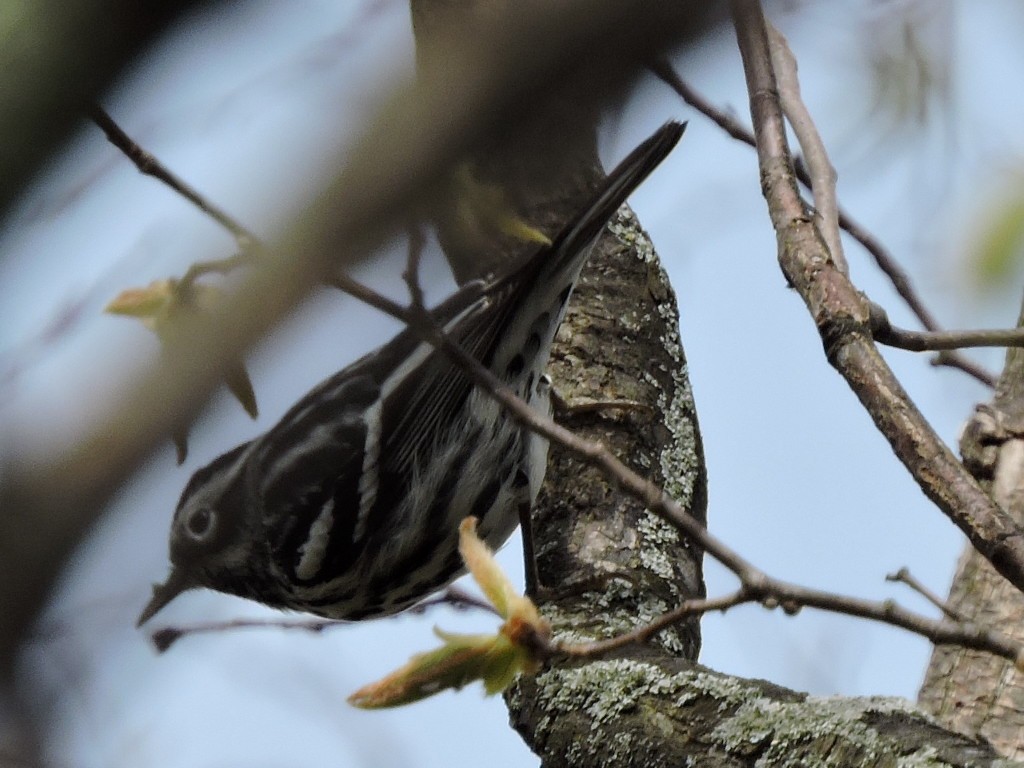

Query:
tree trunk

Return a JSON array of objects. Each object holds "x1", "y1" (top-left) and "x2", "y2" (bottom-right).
[{"x1": 919, "y1": 296, "x2": 1024, "y2": 759}]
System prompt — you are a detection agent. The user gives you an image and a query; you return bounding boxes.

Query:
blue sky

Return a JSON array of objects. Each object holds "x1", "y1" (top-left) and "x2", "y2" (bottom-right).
[{"x1": 4, "y1": 1, "x2": 1020, "y2": 766}]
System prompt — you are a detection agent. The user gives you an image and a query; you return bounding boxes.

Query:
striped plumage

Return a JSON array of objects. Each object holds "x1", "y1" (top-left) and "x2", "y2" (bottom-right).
[{"x1": 138, "y1": 121, "x2": 684, "y2": 625}]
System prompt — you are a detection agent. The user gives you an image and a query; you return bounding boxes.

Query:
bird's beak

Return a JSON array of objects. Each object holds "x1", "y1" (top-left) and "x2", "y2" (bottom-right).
[{"x1": 137, "y1": 567, "x2": 194, "y2": 627}]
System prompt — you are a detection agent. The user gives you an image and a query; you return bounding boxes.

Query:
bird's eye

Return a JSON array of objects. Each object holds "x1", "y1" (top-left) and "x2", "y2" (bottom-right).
[{"x1": 184, "y1": 507, "x2": 215, "y2": 540}]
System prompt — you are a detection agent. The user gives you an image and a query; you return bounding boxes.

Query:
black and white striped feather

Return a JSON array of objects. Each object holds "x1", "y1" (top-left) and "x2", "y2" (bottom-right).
[{"x1": 138, "y1": 121, "x2": 685, "y2": 624}]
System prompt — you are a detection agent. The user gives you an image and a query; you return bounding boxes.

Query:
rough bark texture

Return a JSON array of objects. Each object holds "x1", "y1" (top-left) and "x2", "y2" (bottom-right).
[
  {"x1": 513, "y1": 648, "x2": 1006, "y2": 768},
  {"x1": 530, "y1": 208, "x2": 707, "y2": 659},
  {"x1": 919, "y1": 297, "x2": 1024, "y2": 759}
]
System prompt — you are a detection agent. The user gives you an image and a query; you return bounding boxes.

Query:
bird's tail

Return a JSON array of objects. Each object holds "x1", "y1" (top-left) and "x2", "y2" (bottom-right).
[{"x1": 507, "y1": 120, "x2": 686, "y2": 290}]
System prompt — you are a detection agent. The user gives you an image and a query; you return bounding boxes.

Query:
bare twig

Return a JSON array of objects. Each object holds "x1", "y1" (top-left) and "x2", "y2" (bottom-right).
[
  {"x1": 408, "y1": 584, "x2": 501, "y2": 617},
  {"x1": 330, "y1": 272, "x2": 757, "y2": 578},
  {"x1": 870, "y1": 302, "x2": 1024, "y2": 352},
  {"x1": 148, "y1": 586, "x2": 499, "y2": 652},
  {"x1": 89, "y1": 106, "x2": 266, "y2": 301},
  {"x1": 559, "y1": 590, "x2": 747, "y2": 657},
  {"x1": 886, "y1": 566, "x2": 963, "y2": 622},
  {"x1": 559, "y1": 577, "x2": 1021, "y2": 665},
  {"x1": 930, "y1": 351, "x2": 997, "y2": 384},
  {"x1": 177, "y1": 252, "x2": 262, "y2": 296},
  {"x1": 88, "y1": 105, "x2": 257, "y2": 251},
  {"x1": 650, "y1": 63, "x2": 996, "y2": 387},
  {"x1": 150, "y1": 618, "x2": 339, "y2": 652},
  {"x1": 332, "y1": 269, "x2": 1024, "y2": 669}
]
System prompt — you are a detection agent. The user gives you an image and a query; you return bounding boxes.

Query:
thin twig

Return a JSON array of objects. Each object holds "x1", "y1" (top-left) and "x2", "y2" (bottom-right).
[
  {"x1": 765, "y1": 22, "x2": 847, "y2": 274},
  {"x1": 559, "y1": 590, "x2": 748, "y2": 657},
  {"x1": 177, "y1": 252, "x2": 262, "y2": 295},
  {"x1": 650, "y1": 62, "x2": 996, "y2": 387},
  {"x1": 559, "y1": 577, "x2": 1021, "y2": 665},
  {"x1": 149, "y1": 586, "x2": 498, "y2": 652},
  {"x1": 89, "y1": 106, "x2": 265, "y2": 300},
  {"x1": 150, "y1": 618, "x2": 339, "y2": 652},
  {"x1": 871, "y1": 302, "x2": 1024, "y2": 351},
  {"x1": 886, "y1": 566, "x2": 964, "y2": 622},
  {"x1": 88, "y1": 105, "x2": 257, "y2": 251},
  {"x1": 929, "y1": 351, "x2": 997, "y2": 384},
  {"x1": 408, "y1": 584, "x2": 502, "y2": 617},
  {"x1": 330, "y1": 273, "x2": 760, "y2": 579}
]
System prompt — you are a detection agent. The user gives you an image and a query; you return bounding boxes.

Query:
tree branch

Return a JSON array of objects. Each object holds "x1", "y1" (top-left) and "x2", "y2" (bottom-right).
[
  {"x1": 333, "y1": 259, "x2": 1024, "y2": 673},
  {"x1": 871, "y1": 302, "x2": 1024, "y2": 352},
  {"x1": 88, "y1": 105, "x2": 258, "y2": 251},
  {"x1": 731, "y1": 0, "x2": 1024, "y2": 597}
]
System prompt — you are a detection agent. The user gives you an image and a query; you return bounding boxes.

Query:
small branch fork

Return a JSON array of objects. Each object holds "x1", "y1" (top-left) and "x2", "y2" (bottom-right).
[
  {"x1": 650, "y1": 63, "x2": 997, "y2": 387},
  {"x1": 887, "y1": 566, "x2": 965, "y2": 622},
  {"x1": 93, "y1": 106, "x2": 1024, "y2": 667},
  {"x1": 89, "y1": 105, "x2": 264, "y2": 306}
]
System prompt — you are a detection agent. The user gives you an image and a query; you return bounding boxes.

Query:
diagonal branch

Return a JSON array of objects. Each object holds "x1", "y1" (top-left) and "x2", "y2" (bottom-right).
[
  {"x1": 89, "y1": 105, "x2": 258, "y2": 250},
  {"x1": 765, "y1": 21, "x2": 847, "y2": 274},
  {"x1": 731, "y1": 0, "x2": 1024, "y2": 595},
  {"x1": 334, "y1": 271, "x2": 1024, "y2": 673}
]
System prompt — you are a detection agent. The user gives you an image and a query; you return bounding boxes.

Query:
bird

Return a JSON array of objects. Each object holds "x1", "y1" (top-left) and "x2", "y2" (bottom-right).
[{"x1": 138, "y1": 121, "x2": 685, "y2": 626}]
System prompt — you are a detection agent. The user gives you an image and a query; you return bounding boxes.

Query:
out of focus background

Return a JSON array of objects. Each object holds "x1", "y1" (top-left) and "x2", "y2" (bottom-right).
[{"x1": 3, "y1": 1, "x2": 1023, "y2": 766}]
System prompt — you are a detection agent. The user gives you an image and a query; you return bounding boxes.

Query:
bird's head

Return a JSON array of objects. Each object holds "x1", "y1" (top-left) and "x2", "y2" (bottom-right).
[{"x1": 137, "y1": 443, "x2": 254, "y2": 626}]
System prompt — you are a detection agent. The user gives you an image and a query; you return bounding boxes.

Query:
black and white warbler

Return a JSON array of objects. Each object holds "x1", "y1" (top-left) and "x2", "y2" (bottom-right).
[{"x1": 138, "y1": 121, "x2": 685, "y2": 626}]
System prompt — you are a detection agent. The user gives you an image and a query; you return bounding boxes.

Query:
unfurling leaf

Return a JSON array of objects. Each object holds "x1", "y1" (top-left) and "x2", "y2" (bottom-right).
[
  {"x1": 459, "y1": 517, "x2": 544, "y2": 633},
  {"x1": 106, "y1": 279, "x2": 259, "y2": 425},
  {"x1": 349, "y1": 518, "x2": 550, "y2": 709},
  {"x1": 105, "y1": 279, "x2": 177, "y2": 330},
  {"x1": 106, "y1": 279, "x2": 221, "y2": 338},
  {"x1": 348, "y1": 629, "x2": 525, "y2": 709},
  {"x1": 451, "y1": 163, "x2": 552, "y2": 248}
]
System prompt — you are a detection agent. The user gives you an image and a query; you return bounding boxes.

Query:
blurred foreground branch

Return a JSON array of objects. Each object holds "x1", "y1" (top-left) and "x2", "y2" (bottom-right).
[
  {"x1": 0, "y1": 1, "x2": 209, "y2": 221},
  {"x1": 0, "y1": 0, "x2": 721, "y2": 676}
]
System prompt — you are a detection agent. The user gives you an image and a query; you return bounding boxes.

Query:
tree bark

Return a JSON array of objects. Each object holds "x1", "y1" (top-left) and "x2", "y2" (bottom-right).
[{"x1": 919, "y1": 295, "x2": 1024, "y2": 759}]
